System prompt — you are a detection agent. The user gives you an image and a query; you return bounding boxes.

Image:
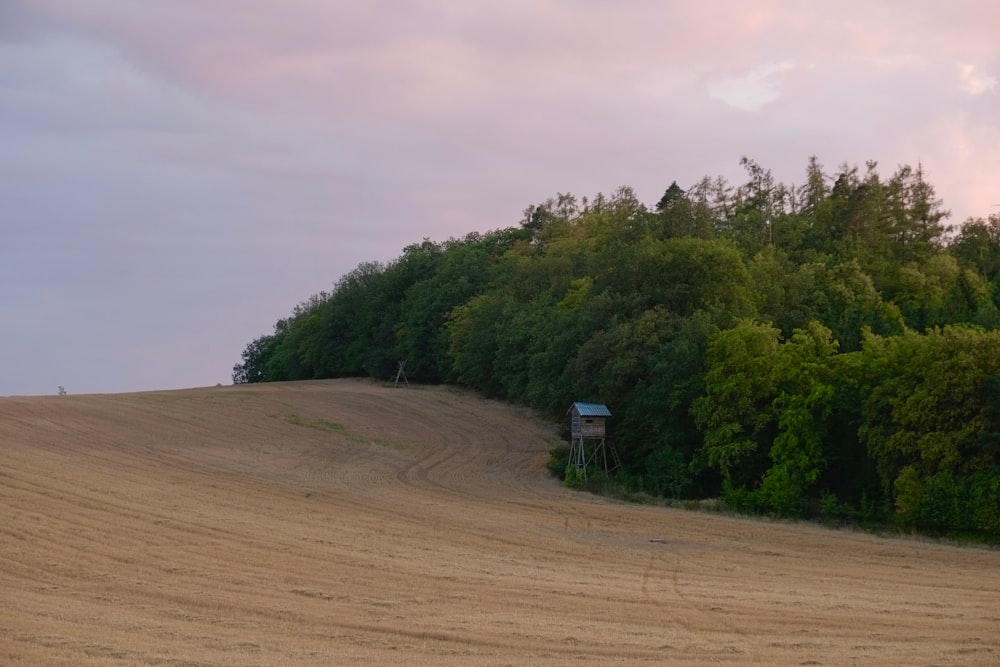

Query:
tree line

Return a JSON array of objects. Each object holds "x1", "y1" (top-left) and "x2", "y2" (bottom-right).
[{"x1": 235, "y1": 157, "x2": 1000, "y2": 540}]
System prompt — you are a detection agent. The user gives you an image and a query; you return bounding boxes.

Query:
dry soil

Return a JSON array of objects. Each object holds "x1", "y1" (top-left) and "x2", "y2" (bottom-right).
[{"x1": 1, "y1": 379, "x2": 998, "y2": 665}]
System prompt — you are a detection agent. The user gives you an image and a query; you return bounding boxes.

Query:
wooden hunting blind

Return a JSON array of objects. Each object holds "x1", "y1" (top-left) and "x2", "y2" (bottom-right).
[
  {"x1": 570, "y1": 402, "x2": 610, "y2": 438},
  {"x1": 567, "y1": 402, "x2": 620, "y2": 477}
]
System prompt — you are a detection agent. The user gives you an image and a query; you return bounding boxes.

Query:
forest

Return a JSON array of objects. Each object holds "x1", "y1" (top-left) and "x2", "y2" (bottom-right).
[{"x1": 234, "y1": 157, "x2": 1000, "y2": 541}]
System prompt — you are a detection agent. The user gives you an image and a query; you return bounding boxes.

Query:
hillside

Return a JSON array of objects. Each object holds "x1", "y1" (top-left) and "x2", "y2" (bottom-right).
[
  {"x1": 236, "y1": 173, "x2": 1000, "y2": 533},
  {"x1": 2, "y1": 379, "x2": 999, "y2": 665}
]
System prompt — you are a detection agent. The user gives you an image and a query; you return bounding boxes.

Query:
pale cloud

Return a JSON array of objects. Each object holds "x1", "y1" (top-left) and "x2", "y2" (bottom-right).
[
  {"x1": 959, "y1": 62, "x2": 997, "y2": 95},
  {"x1": 707, "y1": 61, "x2": 800, "y2": 112}
]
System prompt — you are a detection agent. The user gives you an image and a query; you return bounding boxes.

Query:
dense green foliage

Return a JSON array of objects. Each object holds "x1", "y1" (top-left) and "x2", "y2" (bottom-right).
[{"x1": 235, "y1": 157, "x2": 1000, "y2": 540}]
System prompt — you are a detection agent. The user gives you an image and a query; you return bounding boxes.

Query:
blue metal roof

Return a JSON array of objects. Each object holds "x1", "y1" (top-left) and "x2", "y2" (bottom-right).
[{"x1": 570, "y1": 402, "x2": 612, "y2": 417}]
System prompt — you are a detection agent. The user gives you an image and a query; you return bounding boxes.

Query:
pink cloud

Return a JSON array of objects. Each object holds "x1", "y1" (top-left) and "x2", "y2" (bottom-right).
[{"x1": 4, "y1": 0, "x2": 1000, "y2": 394}]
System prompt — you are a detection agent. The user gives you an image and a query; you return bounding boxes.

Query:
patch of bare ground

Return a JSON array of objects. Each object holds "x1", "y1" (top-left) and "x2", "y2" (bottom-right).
[{"x1": 2, "y1": 379, "x2": 998, "y2": 665}]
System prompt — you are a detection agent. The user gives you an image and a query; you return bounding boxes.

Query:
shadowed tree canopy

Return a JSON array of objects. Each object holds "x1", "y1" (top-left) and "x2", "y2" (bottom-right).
[{"x1": 656, "y1": 181, "x2": 685, "y2": 212}]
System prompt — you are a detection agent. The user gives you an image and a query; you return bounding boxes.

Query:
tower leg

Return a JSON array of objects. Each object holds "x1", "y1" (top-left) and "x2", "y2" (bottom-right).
[{"x1": 569, "y1": 436, "x2": 587, "y2": 480}]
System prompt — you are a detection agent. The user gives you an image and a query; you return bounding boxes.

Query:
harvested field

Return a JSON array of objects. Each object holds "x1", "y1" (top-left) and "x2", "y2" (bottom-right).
[{"x1": 1, "y1": 379, "x2": 998, "y2": 665}]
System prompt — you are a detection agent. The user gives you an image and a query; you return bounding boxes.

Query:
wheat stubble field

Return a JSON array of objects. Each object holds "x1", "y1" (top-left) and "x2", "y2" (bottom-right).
[{"x1": 1, "y1": 380, "x2": 998, "y2": 666}]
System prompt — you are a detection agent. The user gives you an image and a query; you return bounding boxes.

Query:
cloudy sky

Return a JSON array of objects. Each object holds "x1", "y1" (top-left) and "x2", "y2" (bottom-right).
[{"x1": 2, "y1": 1, "x2": 998, "y2": 396}]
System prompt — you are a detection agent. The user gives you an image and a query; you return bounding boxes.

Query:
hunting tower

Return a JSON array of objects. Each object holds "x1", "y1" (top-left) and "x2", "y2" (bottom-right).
[{"x1": 567, "y1": 402, "x2": 620, "y2": 478}]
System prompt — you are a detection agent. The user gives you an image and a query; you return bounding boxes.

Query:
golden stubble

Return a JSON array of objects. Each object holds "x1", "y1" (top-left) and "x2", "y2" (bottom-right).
[{"x1": 1, "y1": 379, "x2": 998, "y2": 666}]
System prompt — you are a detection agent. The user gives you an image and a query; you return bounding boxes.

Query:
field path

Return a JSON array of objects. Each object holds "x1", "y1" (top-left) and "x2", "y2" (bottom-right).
[{"x1": 2, "y1": 379, "x2": 998, "y2": 665}]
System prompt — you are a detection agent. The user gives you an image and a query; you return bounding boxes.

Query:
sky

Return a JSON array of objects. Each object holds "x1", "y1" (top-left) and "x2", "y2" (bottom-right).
[{"x1": 1, "y1": 1, "x2": 998, "y2": 396}]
